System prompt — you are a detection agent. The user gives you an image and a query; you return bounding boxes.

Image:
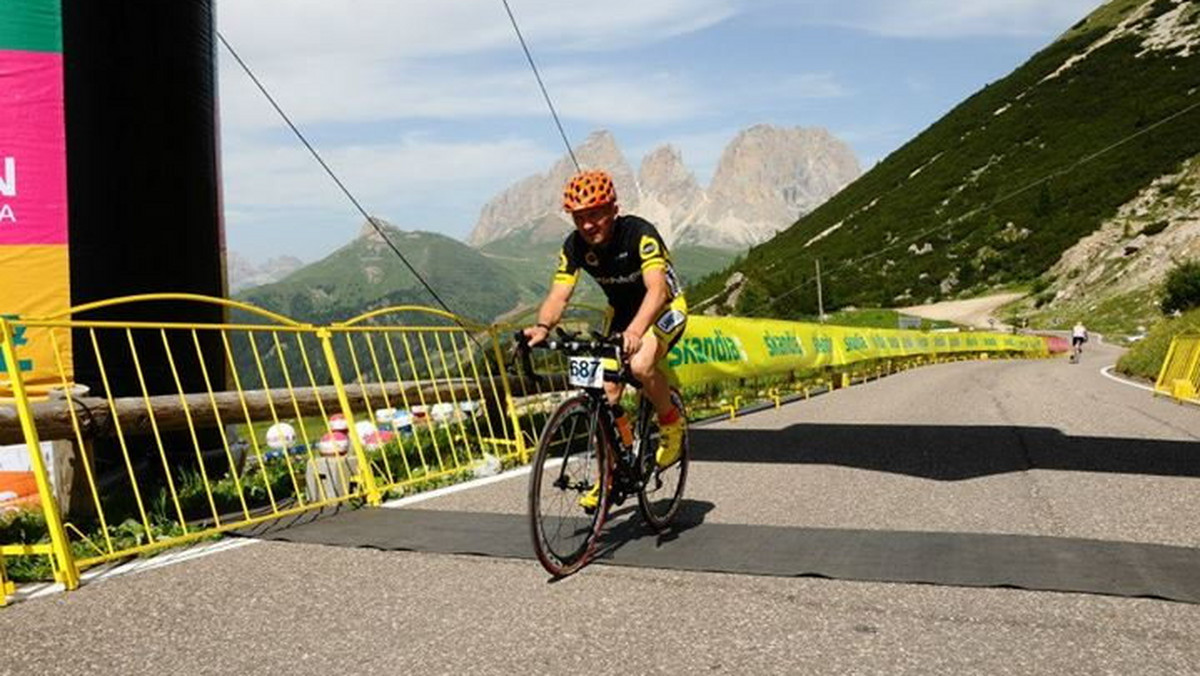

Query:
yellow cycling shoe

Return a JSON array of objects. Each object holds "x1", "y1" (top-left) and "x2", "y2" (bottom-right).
[
  {"x1": 578, "y1": 482, "x2": 601, "y2": 511},
  {"x1": 656, "y1": 419, "x2": 685, "y2": 468}
]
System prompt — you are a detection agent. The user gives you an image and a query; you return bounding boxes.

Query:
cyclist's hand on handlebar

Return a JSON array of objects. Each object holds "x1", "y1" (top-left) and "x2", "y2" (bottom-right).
[
  {"x1": 522, "y1": 324, "x2": 551, "y2": 348},
  {"x1": 620, "y1": 329, "x2": 643, "y2": 356}
]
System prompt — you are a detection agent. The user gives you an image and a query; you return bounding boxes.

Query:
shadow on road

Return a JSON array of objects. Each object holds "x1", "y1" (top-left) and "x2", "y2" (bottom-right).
[
  {"x1": 691, "y1": 425, "x2": 1199, "y2": 481},
  {"x1": 593, "y1": 499, "x2": 715, "y2": 561}
]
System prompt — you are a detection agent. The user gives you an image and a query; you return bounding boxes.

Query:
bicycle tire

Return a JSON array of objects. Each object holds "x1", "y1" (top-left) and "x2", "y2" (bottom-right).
[
  {"x1": 636, "y1": 388, "x2": 689, "y2": 531},
  {"x1": 528, "y1": 395, "x2": 610, "y2": 576}
]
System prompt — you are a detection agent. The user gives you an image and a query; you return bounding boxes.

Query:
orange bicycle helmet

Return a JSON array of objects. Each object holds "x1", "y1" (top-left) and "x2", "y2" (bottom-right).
[{"x1": 562, "y1": 170, "x2": 617, "y2": 212}]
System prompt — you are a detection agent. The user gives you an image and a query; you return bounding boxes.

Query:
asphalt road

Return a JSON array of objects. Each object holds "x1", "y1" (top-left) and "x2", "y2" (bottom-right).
[{"x1": 3, "y1": 341, "x2": 1199, "y2": 675}]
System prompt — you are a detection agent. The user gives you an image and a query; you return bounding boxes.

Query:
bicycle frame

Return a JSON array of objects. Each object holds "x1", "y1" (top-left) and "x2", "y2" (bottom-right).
[
  {"x1": 517, "y1": 331, "x2": 650, "y2": 496},
  {"x1": 520, "y1": 329, "x2": 690, "y2": 576}
]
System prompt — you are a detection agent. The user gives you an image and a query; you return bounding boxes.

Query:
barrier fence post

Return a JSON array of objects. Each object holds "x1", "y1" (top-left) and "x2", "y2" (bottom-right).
[
  {"x1": 316, "y1": 327, "x2": 383, "y2": 505},
  {"x1": 0, "y1": 318, "x2": 80, "y2": 590},
  {"x1": 0, "y1": 549, "x2": 12, "y2": 605},
  {"x1": 1154, "y1": 336, "x2": 1182, "y2": 396},
  {"x1": 1175, "y1": 338, "x2": 1200, "y2": 404},
  {"x1": 489, "y1": 329, "x2": 529, "y2": 463}
]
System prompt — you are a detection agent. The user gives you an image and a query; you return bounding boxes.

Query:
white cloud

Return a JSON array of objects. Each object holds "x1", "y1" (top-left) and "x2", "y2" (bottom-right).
[
  {"x1": 217, "y1": 0, "x2": 738, "y2": 61},
  {"x1": 750, "y1": 0, "x2": 1106, "y2": 39},
  {"x1": 224, "y1": 135, "x2": 557, "y2": 209},
  {"x1": 776, "y1": 73, "x2": 849, "y2": 99},
  {"x1": 223, "y1": 134, "x2": 561, "y2": 257},
  {"x1": 220, "y1": 58, "x2": 708, "y2": 130}
]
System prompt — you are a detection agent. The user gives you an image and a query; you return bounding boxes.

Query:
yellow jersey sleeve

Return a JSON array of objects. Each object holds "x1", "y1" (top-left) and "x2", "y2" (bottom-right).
[
  {"x1": 638, "y1": 234, "x2": 667, "y2": 273},
  {"x1": 553, "y1": 248, "x2": 580, "y2": 286}
]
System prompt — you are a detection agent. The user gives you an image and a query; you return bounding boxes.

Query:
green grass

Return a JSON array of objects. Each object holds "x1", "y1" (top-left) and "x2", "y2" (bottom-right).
[
  {"x1": 1028, "y1": 285, "x2": 1161, "y2": 337},
  {"x1": 1116, "y1": 307, "x2": 1200, "y2": 381},
  {"x1": 1060, "y1": 0, "x2": 1150, "y2": 41}
]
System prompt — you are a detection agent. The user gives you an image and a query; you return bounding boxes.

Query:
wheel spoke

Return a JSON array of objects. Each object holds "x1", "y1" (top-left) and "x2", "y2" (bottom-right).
[
  {"x1": 529, "y1": 397, "x2": 606, "y2": 575},
  {"x1": 637, "y1": 389, "x2": 689, "y2": 531}
]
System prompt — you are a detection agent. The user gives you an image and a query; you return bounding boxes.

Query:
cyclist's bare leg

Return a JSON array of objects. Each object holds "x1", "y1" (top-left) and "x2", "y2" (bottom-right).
[
  {"x1": 629, "y1": 332, "x2": 674, "y2": 418},
  {"x1": 603, "y1": 380, "x2": 625, "y2": 407}
]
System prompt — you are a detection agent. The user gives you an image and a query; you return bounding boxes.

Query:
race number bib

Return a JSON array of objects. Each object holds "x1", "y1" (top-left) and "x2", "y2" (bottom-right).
[{"x1": 567, "y1": 356, "x2": 604, "y2": 389}]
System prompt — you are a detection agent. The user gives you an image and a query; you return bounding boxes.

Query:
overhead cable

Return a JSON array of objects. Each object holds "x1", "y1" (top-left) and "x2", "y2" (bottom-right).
[
  {"x1": 501, "y1": 0, "x2": 580, "y2": 171},
  {"x1": 216, "y1": 31, "x2": 462, "y2": 320}
]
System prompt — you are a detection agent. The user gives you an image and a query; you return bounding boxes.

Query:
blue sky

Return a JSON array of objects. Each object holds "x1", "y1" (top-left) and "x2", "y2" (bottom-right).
[{"x1": 218, "y1": 0, "x2": 1106, "y2": 263}]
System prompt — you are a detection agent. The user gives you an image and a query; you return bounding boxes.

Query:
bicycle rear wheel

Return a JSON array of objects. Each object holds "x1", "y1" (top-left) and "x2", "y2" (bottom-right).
[
  {"x1": 636, "y1": 389, "x2": 689, "y2": 531},
  {"x1": 528, "y1": 395, "x2": 609, "y2": 576}
]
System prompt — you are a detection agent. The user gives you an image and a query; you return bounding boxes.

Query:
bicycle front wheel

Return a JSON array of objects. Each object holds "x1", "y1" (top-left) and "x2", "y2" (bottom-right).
[
  {"x1": 636, "y1": 389, "x2": 689, "y2": 531},
  {"x1": 528, "y1": 395, "x2": 609, "y2": 576}
]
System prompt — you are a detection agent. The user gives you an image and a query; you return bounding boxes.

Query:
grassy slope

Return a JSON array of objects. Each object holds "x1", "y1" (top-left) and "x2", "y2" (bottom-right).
[
  {"x1": 1116, "y1": 306, "x2": 1200, "y2": 381},
  {"x1": 692, "y1": 0, "x2": 1200, "y2": 320},
  {"x1": 240, "y1": 227, "x2": 521, "y2": 324},
  {"x1": 1027, "y1": 285, "x2": 1162, "y2": 337}
]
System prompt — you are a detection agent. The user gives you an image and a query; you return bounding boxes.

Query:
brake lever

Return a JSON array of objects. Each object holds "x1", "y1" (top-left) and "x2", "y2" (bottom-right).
[{"x1": 509, "y1": 331, "x2": 542, "y2": 383}]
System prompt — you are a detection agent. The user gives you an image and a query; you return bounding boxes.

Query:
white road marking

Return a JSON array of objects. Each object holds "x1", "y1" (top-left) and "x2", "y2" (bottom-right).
[
  {"x1": 381, "y1": 464, "x2": 535, "y2": 509},
  {"x1": 1100, "y1": 365, "x2": 1157, "y2": 393}
]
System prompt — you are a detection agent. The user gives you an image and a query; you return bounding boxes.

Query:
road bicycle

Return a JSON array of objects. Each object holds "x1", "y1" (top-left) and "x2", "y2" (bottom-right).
[
  {"x1": 1070, "y1": 339, "x2": 1084, "y2": 364},
  {"x1": 514, "y1": 330, "x2": 689, "y2": 577}
]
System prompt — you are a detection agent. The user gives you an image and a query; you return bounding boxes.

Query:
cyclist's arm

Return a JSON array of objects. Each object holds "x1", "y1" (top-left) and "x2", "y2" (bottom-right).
[
  {"x1": 526, "y1": 245, "x2": 581, "y2": 345},
  {"x1": 524, "y1": 282, "x2": 574, "y2": 346},
  {"x1": 626, "y1": 267, "x2": 670, "y2": 340},
  {"x1": 536, "y1": 282, "x2": 574, "y2": 329}
]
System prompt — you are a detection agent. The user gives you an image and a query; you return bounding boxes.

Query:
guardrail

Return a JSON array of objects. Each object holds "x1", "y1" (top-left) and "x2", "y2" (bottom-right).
[
  {"x1": 1154, "y1": 332, "x2": 1200, "y2": 404},
  {"x1": 0, "y1": 295, "x2": 1049, "y2": 602}
]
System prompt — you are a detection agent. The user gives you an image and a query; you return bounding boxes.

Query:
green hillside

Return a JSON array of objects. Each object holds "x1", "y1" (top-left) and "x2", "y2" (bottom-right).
[
  {"x1": 238, "y1": 224, "x2": 520, "y2": 324},
  {"x1": 674, "y1": 244, "x2": 740, "y2": 288},
  {"x1": 693, "y1": 0, "x2": 1200, "y2": 319},
  {"x1": 479, "y1": 229, "x2": 605, "y2": 306},
  {"x1": 481, "y1": 229, "x2": 740, "y2": 307},
  {"x1": 1117, "y1": 305, "x2": 1200, "y2": 381}
]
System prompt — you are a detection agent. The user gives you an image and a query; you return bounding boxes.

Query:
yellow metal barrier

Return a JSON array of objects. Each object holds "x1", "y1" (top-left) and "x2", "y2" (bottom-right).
[
  {"x1": 326, "y1": 307, "x2": 529, "y2": 497},
  {"x1": 1, "y1": 317, "x2": 79, "y2": 589},
  {"x1": 1154, "y1": 333, "x2": 1200, "y2": 404},
  {"x1": 0, "y1": 295, "x2": 547, "y2": 585},
  {"x1": 0, "y1": 547, "x2": 14, "y2": 606},
  {"x1": 0, "y1": 293, "x2": 1054, "y2": 597},
  {"x1": 0, "y1": 296, "x2": 374, "y2": 576}
]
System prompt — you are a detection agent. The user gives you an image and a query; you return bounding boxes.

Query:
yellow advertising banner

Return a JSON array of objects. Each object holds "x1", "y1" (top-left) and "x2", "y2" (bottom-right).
[
  {"x1": 0, "y1": 244, "x2": 71, "y2": 396},
  {"x1": 665, "y1": 315, "x2": 1048, "y2": 387}
]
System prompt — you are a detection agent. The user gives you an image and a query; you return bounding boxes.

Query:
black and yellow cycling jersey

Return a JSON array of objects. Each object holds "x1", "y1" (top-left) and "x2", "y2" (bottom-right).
[{"x1": 554, "y1": 214, "x2": 688, "y2": 350}]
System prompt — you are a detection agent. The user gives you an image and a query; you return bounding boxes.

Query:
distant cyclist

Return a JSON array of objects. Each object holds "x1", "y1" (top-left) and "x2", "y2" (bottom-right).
[
  {"x1": 1071, "y1": 322, "x2": 1088, "y2": 360},
  {"x1": 521, "y1": 170, "x2": 688, "y2": 508}
]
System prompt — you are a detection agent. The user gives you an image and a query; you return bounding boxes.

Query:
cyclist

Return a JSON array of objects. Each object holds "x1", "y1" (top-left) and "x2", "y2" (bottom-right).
[
  {"x1": 522, "y1": 170, "x2": 687, "y2": 508},
  {"x1": 1071, "y1": 322, "x2": 1088, "y2": 360}
]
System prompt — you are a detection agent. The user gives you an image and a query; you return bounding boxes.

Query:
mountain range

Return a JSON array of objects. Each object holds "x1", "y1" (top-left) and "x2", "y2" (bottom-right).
[
  {"x1": 226, "y1": 252, "x2": 304, "y2": 293},
  {"x1": 469, "y1": 126, "x2": 860, "y2": 250},
  {"x1": 233, "y1": 124, "x2": 862, "y2": 323}
]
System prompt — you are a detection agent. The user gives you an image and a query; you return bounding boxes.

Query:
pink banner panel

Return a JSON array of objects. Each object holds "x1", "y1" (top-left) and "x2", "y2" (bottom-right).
[{"x1": 0, "y1": 49, "x2": 68, "y2": 246}]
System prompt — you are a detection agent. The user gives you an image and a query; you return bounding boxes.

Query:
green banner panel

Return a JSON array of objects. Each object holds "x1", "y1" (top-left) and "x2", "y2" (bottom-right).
[{"x1": 0, "y1": 0, "x2": 62, "y2": 53}]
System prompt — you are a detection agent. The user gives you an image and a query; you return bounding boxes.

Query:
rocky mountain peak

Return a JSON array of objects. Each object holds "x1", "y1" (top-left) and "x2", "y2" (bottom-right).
[
  {"x1": 468, "y1": 130, "x2": 637, "y2": 247},
  {"x1": 468, "y1": 124, "x2": 861, "y2": 250},
  {"x1": 639, "y1": 145, "x2": 700, "y2": 199},
  {"x1": 676, "y1": 125, "x2": 861, "y2": 248},
  {"x1": 226, "y1": 251, "x2": 304, "y2": 292},
  {"x1": 637, "y1": 145, "x2": 703, "y2": 245},
  {"x1": 358, "y1": 218, "x2": 394, "y2": 241}
]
